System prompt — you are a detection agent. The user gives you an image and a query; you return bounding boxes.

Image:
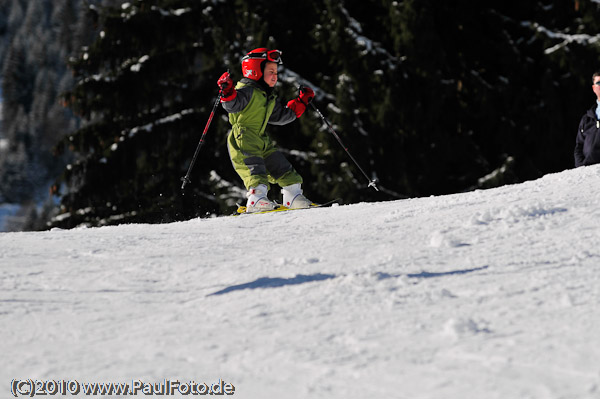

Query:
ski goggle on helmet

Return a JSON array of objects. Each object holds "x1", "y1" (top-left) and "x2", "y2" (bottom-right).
[{"x1": 241, "y1": 48, "x2": 283, "y2": 81}]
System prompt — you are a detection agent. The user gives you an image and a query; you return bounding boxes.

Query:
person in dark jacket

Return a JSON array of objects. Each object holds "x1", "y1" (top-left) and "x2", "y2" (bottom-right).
[{"x1": 575, "y1": 72, "x2": 600, "y2": 167}]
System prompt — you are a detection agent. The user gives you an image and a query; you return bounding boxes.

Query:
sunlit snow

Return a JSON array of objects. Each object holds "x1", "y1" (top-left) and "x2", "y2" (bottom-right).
[{"x1": 2, "y1": 165, "x2": 600, "y2": 398}]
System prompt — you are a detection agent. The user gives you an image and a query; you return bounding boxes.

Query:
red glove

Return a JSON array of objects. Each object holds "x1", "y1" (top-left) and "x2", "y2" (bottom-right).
[
  {"x1": 298, "y1": 86, "x2": 314, "y2": 105},
  {"x1": 287, "y1": 86, "x2": 314, "y2": 118},
  {"x1": 287, "y1": 98, "x2": 306, "y2": 118},
  {"x1": 217, "y1": 72, "x2": 236, "y2": 102}
]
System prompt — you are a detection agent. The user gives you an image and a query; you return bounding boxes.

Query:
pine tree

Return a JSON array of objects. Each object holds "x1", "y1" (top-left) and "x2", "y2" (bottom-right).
[
  {"x1": 50, "y1": 0, "x2": 240, "y2": 228},
  {"x1": 0, "y1": 0, "x2": 110, "y2": 228},
  {"x1": 41, "y1": 0, "x2": 600, "y2": 230}
]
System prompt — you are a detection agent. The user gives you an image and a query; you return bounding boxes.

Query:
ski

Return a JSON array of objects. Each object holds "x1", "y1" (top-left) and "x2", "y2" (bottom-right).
[{"x1": 233, "y1": 198, "x2": 341, "y2": 216}]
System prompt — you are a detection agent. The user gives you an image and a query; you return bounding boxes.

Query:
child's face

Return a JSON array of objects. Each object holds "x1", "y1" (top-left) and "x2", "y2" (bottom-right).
[
  {"x1": 263, "y1": 62, "x2": 278, "y2": 88},
  {"x1": 593, "y1": 75, "x2": 600, "y2": 100}
]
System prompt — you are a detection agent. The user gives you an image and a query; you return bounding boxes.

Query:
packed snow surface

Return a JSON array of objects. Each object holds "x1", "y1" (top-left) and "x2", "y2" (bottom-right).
[{"x1": 2, "y1": 165, "x2": 600, "y2": 398}]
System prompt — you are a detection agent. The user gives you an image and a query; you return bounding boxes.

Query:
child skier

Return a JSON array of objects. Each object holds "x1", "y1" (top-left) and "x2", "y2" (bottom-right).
[{"x1": 217, "y1": 48, "x2": 315, "y2": 213}]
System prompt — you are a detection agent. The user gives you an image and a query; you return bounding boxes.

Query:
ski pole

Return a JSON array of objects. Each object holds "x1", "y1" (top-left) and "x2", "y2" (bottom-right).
[
  {"x1": 307, "y1": 96, "x2": 379, "y2": 191},
  {"x1": 181, "y1": 89, "x2": 223, "y2": 190}
]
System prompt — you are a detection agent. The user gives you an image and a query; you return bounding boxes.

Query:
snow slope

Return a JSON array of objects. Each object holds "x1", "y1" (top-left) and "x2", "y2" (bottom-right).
[{"x1": 2, "y1": 165, "x2": 600, "y2": 398}]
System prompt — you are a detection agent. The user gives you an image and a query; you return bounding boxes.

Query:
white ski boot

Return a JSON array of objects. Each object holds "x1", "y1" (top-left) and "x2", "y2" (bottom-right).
[
  {"x1": 245, "y1": 184, "x2": 276, "y2": 213},
  {"x1": 282, "y1": 183, "x2": 313, "y2": 209}
]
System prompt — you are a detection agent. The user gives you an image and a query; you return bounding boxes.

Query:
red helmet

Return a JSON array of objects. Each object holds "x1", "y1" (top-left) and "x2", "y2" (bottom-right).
[{"x1": 241, "y1": 48, "x2": 283, "y2": 81}]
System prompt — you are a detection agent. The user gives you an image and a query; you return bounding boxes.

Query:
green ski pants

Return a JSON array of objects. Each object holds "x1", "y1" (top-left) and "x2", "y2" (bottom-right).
[{"x1": 227, "y1": 129, "x2": 303, "y2": 190}]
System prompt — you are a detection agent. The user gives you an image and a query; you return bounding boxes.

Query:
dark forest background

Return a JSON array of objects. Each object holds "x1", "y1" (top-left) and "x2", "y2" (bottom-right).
[{"x1": 1, "y1": 0, "x2": 600, "y2": 230}]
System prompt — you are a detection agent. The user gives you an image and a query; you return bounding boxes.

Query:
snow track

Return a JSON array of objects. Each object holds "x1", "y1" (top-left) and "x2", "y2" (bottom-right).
[{"x1": 2, "y1": 166, "x2": 600, "y2": 398}]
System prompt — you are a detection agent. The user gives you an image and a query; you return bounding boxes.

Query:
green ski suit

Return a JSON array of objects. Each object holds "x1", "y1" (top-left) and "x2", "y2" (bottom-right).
[{"x1": 221, "y1": 78, "x2": 303, "y2": 190}]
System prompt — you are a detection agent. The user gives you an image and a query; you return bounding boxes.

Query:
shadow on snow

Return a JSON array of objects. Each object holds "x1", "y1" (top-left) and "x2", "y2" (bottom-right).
[
  {"x1": 208, "y1": 266, "x2": 489, "y2": 296},
  {"x1": 208, "y1": 273, "x2": 336, "y2": 296},
  {"x1": 376, "y1": 265, "x2": 490, "y2": 280}
]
